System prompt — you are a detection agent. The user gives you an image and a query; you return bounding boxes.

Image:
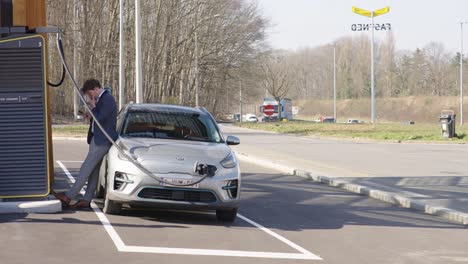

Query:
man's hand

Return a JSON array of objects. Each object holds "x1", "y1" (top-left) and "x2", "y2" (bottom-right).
[{"x1": 89, "y1": 97, "x2": 96, "y2": 109}]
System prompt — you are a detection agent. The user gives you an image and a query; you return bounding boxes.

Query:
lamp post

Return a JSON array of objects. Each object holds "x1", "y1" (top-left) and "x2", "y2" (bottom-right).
[
  {"x1": 239, "y1": 80, "x2": 242, "y2": 123},
  {"x1": 332, "y1": 43, "x2": 337, "y2": 122},
  {"x1": 194, "y1": 14, "x2": 220, "y2": 107},
  {"x1": 194, "y1": 28, "x2": 199, "y2": 107},
  {"x1": 73, "y1": 0, "x2": 78, "y2": 121},
  {"x1": 352, "y1": 6, "x2": 390, "y2": 124},
  {"x1": 135, "y1": 0, "x2": 143, "y2": 104},
  {"x1": 119, "y1": 0, "x2": 125, "y2": 109},
  {"x1": 460, "y1": 21, "x2": 467, "y2": 126}
]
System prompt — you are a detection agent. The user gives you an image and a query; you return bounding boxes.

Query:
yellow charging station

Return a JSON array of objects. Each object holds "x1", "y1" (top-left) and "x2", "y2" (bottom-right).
[{"x1": 0, "y1": 0, "x2": 54, "y2": 198}]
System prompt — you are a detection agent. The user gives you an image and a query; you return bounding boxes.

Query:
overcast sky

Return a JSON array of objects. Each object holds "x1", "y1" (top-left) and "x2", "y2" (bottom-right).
[{"x1": 256, "y1": 0, "x2": 468, "y2": 53}]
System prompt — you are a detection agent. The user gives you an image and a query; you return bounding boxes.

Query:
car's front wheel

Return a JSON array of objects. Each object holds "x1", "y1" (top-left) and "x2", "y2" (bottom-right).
[
  {"x1": 216, "y1": 208, "x2": 238, "y2": 222},
  {"x1": 103, "y1": 179, "x2": 121, "y2": 215},
  {"x1": 96, "y1": 176, "x2": 105, "y2": 199},
  {"x1": 95, "y1": 157, "x2": 108, "y2": 199}
]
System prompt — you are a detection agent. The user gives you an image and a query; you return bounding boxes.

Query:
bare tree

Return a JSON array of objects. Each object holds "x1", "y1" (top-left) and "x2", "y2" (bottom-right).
[{"x1": 260, "y1": 54, "x2": 292, "y2": 102}]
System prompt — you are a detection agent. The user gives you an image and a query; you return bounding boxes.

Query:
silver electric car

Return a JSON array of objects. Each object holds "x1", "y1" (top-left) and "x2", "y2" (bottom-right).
[{"x1": 97, "y1": 104, "x2": 241, "y2": 222}]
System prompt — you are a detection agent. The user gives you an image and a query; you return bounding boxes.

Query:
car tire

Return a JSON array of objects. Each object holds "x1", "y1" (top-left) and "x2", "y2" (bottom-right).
[
  {"x1": 95, "y1": 159, "x2": 107, "y2": 199},
  {"x1": 216, "y1": 208, "x2": 238, "y2": 222},
  {"x1": 103, "y1": 180, "x2": 121, "y2": 215},
  {"x1": 96, "y1": 177, "x2": 105, "y2": 199},
  {"x1": 103, "y1": 197, "x2": 121, "y2": 215}
]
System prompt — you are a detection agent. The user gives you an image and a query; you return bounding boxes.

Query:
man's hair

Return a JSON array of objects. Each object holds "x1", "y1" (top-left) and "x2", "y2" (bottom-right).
[{"x1": 81, "y1": 79, "x2": 101, "y2": 93}]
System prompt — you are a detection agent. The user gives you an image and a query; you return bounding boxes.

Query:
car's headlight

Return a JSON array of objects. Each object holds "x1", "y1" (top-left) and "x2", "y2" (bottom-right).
[{"x1": 220, "y1": 152, "x2": 237, "y2": 168}]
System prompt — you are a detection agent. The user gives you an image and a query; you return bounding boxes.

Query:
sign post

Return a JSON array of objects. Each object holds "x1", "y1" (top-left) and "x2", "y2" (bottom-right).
[{"x1": 352, "y1": 6, "x2": 390, "y2": 124}]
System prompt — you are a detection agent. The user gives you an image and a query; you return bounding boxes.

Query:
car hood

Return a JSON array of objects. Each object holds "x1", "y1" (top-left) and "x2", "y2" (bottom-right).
[{"x1": 117, "y1": 137, "x2": 230, "y2": 175}]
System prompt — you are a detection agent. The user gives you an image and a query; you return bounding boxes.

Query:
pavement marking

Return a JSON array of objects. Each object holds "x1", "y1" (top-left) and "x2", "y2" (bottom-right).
[
  {"x1": 57, "y1": 160, "x2": 126, "y2": 250},
  {"x1": 120, "y1": 246, "x2": 319, "y2": 259},
  {"x1": 56, "y1": 160, "x2": 322, "y2": 260},
  {"x1": 237, "y1": 214, "x2": 313, "y2": 255}
]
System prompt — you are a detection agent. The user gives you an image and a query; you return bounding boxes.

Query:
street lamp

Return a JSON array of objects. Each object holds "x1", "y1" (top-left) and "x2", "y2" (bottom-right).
[
  {"x1": 135, "y1": 0, "x2": 143, "y2": 104},
  {"x1": 352, "y1": 6, "x2": 390, "y2": 124},
  {"x1": 194, "y1": 14, "x2": 220, "y2": 107},
  {"x1": 119, "y1": 0, "x2": 125, "y2": 110},
  {"x1": 73, "y1": 0, "x2": 79, "y2": 121},
  {"x1": 331, "y1": 43, "x2": 337, "y2": 122},
  {"x1": 460, "y1": 21, "x2": 467, "y2": 126},
  {"x1": 239, "y1": 80, "x2": 242, "y2": 123}
]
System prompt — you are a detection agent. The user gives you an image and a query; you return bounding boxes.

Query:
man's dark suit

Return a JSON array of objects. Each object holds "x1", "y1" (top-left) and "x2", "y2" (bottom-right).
[
  {"x1": 87, "y1": 89, "x2": 119, "y2": 145},
  {"x1": 67, "y1": 89, "x2": 119, "y2": 203}
]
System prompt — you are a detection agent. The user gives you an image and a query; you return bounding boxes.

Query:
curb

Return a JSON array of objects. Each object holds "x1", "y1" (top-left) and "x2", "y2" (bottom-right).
[
  {"x1": 235, "y1": 152, "x2": 468, "y2": 226},
  {"x1": 0, "y1": 200, "x2": 62, "y2": 214}
]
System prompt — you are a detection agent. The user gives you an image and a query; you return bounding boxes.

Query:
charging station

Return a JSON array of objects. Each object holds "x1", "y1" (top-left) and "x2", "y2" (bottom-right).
[{"x1": 0, "y1": 0, "x2": 54, "y2": 199}]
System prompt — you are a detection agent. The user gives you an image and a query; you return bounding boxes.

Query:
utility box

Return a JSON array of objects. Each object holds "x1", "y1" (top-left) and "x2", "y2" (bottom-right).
[
  {"x1": 439, "y1": 110, "x2": 456, "y2": 139},
  {"x1": 0, "y1": 35, "x2": 52, "y2": 198}
]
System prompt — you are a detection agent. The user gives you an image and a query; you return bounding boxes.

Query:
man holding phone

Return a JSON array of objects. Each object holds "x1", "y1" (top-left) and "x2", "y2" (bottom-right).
[{"x1": 53, "y1": 79, "x2": 118, "y2": 209}]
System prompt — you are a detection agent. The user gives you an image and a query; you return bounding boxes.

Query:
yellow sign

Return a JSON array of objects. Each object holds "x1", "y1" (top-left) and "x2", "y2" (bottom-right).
[
  {"x1": 374, "y1": 7, "x2": 390, "y2": 17},
  {"x1": 352, "y1": 6, "x2": 390, "y2": 17},
  {"x1": 352, "y1": 6, "x2": 372, "y2": 17}
]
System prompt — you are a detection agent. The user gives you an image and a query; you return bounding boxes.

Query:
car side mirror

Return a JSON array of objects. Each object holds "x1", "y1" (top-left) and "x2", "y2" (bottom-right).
[{"x1": 226, "y1": 135, "x2": 240, "y2": 145}]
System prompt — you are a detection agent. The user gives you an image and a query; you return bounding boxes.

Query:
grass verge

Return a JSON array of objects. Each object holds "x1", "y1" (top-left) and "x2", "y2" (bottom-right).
[
  {"x1": 236, "y1": 121, "x2": 468, "y2": 143},
  {"x1": 52, "y1": 125, "x2": 88, "y2": 137}
]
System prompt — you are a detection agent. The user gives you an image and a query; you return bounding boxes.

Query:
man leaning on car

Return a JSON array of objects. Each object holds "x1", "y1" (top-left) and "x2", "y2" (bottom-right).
[{"x1": 53, "y1": 79, "x2": 118, "y2": 209}]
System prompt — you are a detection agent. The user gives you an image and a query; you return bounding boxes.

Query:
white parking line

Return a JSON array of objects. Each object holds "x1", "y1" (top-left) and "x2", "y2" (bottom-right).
[
  {"x1": 56, "y1": 160, "x2": 322, "y2": 260},
  {"x1": 57, "y1": 160, "x2": 126, "y2": 251}
]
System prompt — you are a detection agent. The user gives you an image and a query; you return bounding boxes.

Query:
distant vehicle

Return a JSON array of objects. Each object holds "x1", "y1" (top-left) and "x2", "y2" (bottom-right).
[
  {"x1": 347, "y1": 119, "x2": 360, "y2": 124},
  {"x1": 245, "y1": 114, "x2": 258, "y2": 122},
  {"x1": 217, "y1": 114, "x2": 233, "y2": 123},
  {"x1": 240, "y1": 113, "x2": 258, "y2": 122},
  {"x1": 318, "y1": 116, "x2": 335, "y2": 123},
  {"x1": 260, "y1": 98, "x2": 293, "y2": 122}
]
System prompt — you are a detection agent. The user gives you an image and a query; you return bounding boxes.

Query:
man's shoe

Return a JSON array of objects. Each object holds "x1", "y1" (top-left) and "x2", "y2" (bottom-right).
[
  {"x1": 52, "y1": 191, "x2": 71, "y2": 206},
  {"x1": 70, "y1": 199, "x2": 91, "y2": 209}
]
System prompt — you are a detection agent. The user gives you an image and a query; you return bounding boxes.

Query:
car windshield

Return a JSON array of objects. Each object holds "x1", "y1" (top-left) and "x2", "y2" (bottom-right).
[{"x1": 121, "y1": 110, "x2": 222, "y2": 143}]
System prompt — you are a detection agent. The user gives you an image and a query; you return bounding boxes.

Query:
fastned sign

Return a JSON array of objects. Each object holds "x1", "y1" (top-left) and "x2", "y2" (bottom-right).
[{"x1": 351, "y1": 23, "x2": 392, "y2": 31}]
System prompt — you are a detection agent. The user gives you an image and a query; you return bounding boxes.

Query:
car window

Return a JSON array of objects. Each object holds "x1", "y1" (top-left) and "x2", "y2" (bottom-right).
[{"x1": 121, "y1": 111, "x2": 222, "y2": 143}]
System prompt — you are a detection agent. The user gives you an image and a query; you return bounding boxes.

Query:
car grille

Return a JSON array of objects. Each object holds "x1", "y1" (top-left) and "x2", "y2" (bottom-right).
[{"x1": 138, "y1": 187, "x2": 217, "y2": 203}]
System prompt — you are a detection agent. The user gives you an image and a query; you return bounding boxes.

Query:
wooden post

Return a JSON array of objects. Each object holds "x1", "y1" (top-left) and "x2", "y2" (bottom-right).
[{"x1": 12, "y1": 0, "x2": 46, "y2": 28}]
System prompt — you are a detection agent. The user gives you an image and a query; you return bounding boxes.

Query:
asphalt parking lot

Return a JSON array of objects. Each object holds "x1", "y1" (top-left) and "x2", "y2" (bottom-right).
[{"x1": 0, "y1": 139, "x2": 467, "y2": 264}]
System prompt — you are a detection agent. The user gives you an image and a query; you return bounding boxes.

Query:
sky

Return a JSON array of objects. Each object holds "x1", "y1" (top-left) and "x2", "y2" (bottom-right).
[{"x1": 256, "y1": 0, "x2": 468, "y2": 53}]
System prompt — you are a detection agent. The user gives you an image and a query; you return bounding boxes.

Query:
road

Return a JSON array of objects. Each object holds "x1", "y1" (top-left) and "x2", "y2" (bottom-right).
[
  {"x1": 221, "y1": 124, "x2": 468, "y2": 177},
  {"x1": 1, "y1": 139, "x2": 467, "y2": 264},
  {"x1": 223, "y1": 124, "x2": 468, "y2": 213}
]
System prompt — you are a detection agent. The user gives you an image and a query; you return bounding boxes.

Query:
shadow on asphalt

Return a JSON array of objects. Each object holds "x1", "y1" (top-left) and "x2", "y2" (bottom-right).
[
  {"x1": 2, "y1": 168, "x2": 465, "y2": 231},
  {"x1": 239, "y1": 172, "x2": 468, "y2": 231}
]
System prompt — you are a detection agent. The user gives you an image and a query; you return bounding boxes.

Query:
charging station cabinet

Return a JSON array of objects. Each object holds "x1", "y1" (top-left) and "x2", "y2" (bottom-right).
[{"x1": 0, "y1": 34, "x2": 52, "y2": 198}]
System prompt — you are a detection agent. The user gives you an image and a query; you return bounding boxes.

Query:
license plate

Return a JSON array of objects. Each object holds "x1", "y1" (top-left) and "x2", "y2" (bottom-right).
[{"x1": 160, "y1": 178, "x2": 199, "y2": 189}]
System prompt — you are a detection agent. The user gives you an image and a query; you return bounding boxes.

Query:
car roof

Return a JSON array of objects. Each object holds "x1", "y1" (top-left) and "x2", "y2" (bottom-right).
[{"x1": 126, "y1": 103, "x2": 207, "y2": 115}]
